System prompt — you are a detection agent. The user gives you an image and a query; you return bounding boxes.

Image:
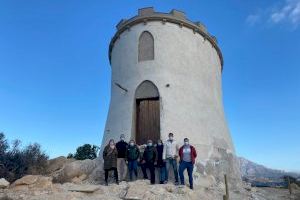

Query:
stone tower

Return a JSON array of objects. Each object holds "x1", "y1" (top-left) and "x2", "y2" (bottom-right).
[{"x1": 101, "y1": 7, "x2": 241, "y2": 186}]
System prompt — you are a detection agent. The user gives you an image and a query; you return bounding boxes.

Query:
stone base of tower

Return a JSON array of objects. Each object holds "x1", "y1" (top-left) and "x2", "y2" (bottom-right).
[
  {"x1": 95, "y1": 146, "x2": 242, "y2": 192},
  {"x1": 49, "y1": 154, "x2": 252, "y2": 199},
  {"x1": 192, "y1": 144, "x2": 242, "y2": 190}
]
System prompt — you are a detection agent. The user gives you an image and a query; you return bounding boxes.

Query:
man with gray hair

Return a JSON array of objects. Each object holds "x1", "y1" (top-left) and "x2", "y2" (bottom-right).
[{"x1": 116, "y1": 134, "x2": 128, "y2": 181}]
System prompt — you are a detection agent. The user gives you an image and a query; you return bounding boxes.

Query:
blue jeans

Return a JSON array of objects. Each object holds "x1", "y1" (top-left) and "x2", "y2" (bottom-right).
[
  {"x1": 128, "y1": 160, "x2": 138, "y2": 180},
  {"x1": 159, "y1": 166, "x2": 167, "y2": 182},
  {"x1": 179, "y1": 161, "x2": 194, "y2": 188},
  {"x1": 165, "y1": 158, "x2": 179, "y2": 182}
]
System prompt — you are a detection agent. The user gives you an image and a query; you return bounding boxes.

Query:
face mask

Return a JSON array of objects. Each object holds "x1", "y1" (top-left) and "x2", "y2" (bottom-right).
[
  {"x1": 169, "y1": 136, "x2": 173, "y2": 140},
  {"x1": 120, "y1": 137, "x2": 125, "y2": 141},
  {"x1": 147, "y1": 143, "x2": 152, "y2": 146},
  {"x1": 130, "y1": 142, "x2": 134, "y2": 146},
  {"x1": 158, "y1": 143, "x2": 162, "y2": 146},
  {"x1": 184, "y1": 142, "x2": 189, "y2": 145}
]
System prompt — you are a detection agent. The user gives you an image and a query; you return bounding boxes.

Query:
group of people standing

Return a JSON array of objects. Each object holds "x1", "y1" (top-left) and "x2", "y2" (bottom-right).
[{"x1": 102, "y1": 133, "x2": 197, "y2": 189}]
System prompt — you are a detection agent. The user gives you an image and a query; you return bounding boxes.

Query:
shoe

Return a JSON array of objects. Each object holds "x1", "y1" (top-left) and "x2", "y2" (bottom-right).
[
  {"x1": 159, "y1": 181, "x2": 163, "y2": 184},
  {"x1": 190, "y1": 185, "x2": 193, "y2": 190},
  {"x1": 116, "y1": 181, "x2": 119, "y2": 185},
  {"x1": 105, "y1": 182, "x2": 108, "y2": 186},
  {"x1": 179, "y1": 184, "x2": 185, "y2": 188},
  {"x1": 164, "y1": 180, "x2": 168, "y2": 184},
  {"x1": 175, "y1": 182, "x2": 179, "y2": 186}
]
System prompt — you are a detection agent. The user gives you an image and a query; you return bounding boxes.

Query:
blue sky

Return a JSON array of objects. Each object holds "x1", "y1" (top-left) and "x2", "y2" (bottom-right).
[{"x1": 0, "y1": 0, "x2": 299, "y2": 172}]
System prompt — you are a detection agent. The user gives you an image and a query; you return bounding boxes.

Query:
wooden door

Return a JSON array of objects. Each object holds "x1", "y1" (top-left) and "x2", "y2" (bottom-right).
[{"x1": 136, "y1": 98, "x2": 160, "y2": 145}]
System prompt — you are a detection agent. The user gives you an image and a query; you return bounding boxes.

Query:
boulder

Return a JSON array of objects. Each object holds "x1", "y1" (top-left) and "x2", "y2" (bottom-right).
[
  {"x1": 13, "y1": 175, "x2": 39, "y2": 186},
  {"x1": 47, "y1": 156, "x2": 75, "y2": 174},
  {"x1": 124, "y1": 180, "x2": 195, "y2": 200},
  {"x1": 125, "y1": 181, "x2": 149, "y2": 199},
  {"x1": 68, "y1": 184, "x2": 100, "y2": 193},
  {"x1": 71, "y1": 174, "x2": 87, "y2": 184},
  {"x1": 52, "y1": 159, "x2": 97, "y2": 183},
  {"x1": 12, "y1": 175, "x2": 53, "y2": 189},
  {"x1": 34, "y1": 176, "x2": 53, "y2": 189},
  {"x1": 0, "y1": 178, "x2": 10, "y2": 188},
  {"x1": 87, "y1": 158, "x2": 104, "y2": 183}
]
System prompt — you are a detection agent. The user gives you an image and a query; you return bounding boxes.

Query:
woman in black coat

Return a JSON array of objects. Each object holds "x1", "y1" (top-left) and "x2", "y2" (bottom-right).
[
  {"x1": 156, "y1": 139, "x2": 167, "y2": 184},
  {"x1": 103, "y1": 139, "x2": 119, "y2": 185}
]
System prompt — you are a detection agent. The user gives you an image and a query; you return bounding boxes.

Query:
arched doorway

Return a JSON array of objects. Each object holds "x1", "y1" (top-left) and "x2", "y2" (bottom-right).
[{"x1": 135, "y1": 80, "x2": 160, "y2": 145}]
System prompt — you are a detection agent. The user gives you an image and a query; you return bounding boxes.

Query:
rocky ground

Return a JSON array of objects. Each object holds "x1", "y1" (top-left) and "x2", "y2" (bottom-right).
[
  {"x1": 0, "y1": 157, "x2": 299, "y2": 200},
  {"x1": 0, "y1": 175, "x2": 299, "y2": 200}
]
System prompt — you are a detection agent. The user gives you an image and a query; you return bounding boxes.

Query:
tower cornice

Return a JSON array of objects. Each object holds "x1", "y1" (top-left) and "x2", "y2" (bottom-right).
[{"x1": 108, "y1": 7, "x2": 224, "y2": 70}]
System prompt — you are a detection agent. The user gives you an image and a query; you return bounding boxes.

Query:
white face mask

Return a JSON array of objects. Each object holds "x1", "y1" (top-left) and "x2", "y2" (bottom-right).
[
  {"x1": 169, "y1": 136, "x2": 173, "y2": 140},
  {"x1": 147, "y1": 143, "x2": 152, "y2": 146},
  {"x1": 130, "y1": 142, "x2": 134, "y2": 146},
  {"x1": 157, "y1": 142, "x2": 162, "y2": 145},
  {"x1": 120, "y1": 137, "x2": 125, "y2": 141},
  {"x1": 110, "y1": 142, "x2": 115, "y2": 146},
  {"x1": 184, "y1": 141, "x2": 189, "y2": 145}
]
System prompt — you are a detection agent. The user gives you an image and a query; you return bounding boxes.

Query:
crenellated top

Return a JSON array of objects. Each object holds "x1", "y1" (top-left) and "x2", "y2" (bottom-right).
[{"x1": 109, "y1": 7, "x2": 224, "y2": 69}]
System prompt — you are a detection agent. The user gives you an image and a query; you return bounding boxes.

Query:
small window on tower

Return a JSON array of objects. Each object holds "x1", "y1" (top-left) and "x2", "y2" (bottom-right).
[{"x1": 138, "y1": 31, "x2": 154, "y2": 62}]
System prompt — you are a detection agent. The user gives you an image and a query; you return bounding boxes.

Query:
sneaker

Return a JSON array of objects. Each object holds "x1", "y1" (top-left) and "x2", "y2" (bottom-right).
[
  {"x1": 116, "y1": 181, "x2": 119, "y2": 185},
  {"x1": 105, "y1": 182, "x2": 108, "y2": 186},
  {"x1": 179, "y1": 184, "x2": 185, "y2": 188},
  {"x1": 159, "y1": 181, "x2": 164, "y2": 184},
  {"x1": 175, "y1": 182, "x2": 179, "y2": 186},
  {"x1": 164, "y1": 180, "x2": 168, "y2": 184},
  {"x1": 190, "y1": 185, "x2": 193, "y2": 190}
]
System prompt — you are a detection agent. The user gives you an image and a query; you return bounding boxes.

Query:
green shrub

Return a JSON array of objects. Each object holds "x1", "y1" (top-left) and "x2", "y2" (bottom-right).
[
  {"x1": 68, "y1": 144, "x2": 99, "y2": 160},
  {"x1": 0, "y1": 132, "x2": 49, "y2": 182}
]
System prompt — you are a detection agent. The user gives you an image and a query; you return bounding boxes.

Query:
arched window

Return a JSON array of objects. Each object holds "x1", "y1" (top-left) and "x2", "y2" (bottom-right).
[{"x1": 138, "y1": 31, "x2": 154, "y2": 62}]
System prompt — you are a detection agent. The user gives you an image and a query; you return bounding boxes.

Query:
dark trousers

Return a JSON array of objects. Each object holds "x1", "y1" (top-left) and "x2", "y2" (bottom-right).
[
  {"x1": 159, "y1": 166, "x2": 167, "y2": 182},
  {"x1": 141, "y1": 162, "x2": 155, "y2": 184},
  {"x1": 179, "y1": 161, "x2": 194, "y2": 188},
  {"x1": 128, "y1": 160, "x2": 138, "y2": 180},
  {"x1": 105, "y1": 167, "x2": 118, "y2": 183}
]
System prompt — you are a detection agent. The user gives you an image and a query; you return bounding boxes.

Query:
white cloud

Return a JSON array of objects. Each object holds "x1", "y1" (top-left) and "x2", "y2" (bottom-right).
[
  {"x1": 289, "y1": 1, "x2": 300, "y2": 24},
  {"x1": 246, "y1": 0, "x2": 300, "y2": 29},
  {"x1": 270, "y1": 0, "x2": 300, "y2": 27},
  {"x1": 246, "y1": 14, "x2": 261, "y2": 26}
]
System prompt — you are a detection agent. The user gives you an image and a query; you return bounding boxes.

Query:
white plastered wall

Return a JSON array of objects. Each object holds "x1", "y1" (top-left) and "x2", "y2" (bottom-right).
[{"x1": 101, "y1": 21, "x2": 235, "y2": 162}]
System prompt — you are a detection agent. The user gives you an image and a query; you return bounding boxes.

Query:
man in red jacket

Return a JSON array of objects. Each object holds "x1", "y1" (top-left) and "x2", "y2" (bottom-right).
[{"x1": 178, "y1": 138, "x2": 197, "y2": 189}]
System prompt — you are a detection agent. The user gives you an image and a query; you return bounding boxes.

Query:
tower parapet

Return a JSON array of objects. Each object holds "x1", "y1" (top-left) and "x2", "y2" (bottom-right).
[{"x1": 109, "y1": 7, "x2": 223, "y2": 69}]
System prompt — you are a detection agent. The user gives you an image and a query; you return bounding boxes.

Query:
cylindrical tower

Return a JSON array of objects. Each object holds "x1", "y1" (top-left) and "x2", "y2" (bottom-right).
[{"x1": 101, "y1": 7, "x2": 241, "y2": 186}]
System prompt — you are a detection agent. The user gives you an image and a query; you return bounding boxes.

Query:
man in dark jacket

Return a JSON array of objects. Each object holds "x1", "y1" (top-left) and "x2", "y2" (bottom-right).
[
  {"x1": 116, "y1": 134, "x2": 128, "y2": 181},
  {"x1": 125, "y1": 139, "x2": 140, "y2": 181},
  {"x1": 141, "y1": 139, "x2": 157, "y2": 184},
  {"x1": 156, "y1": 139, "x2": 166, "y2": 184},
  {"x1": 178, "y1": 138, "x2": 197, "y2": 189}
]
